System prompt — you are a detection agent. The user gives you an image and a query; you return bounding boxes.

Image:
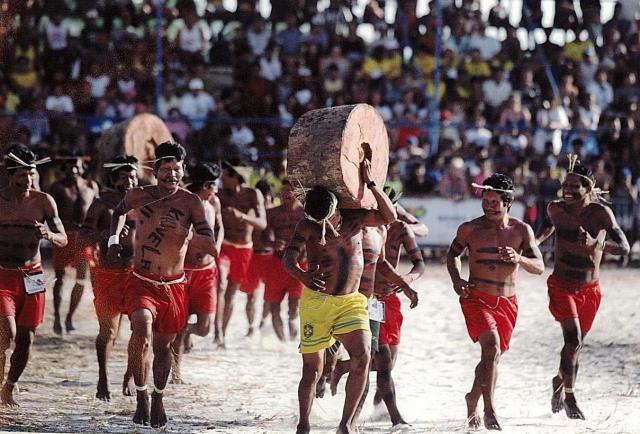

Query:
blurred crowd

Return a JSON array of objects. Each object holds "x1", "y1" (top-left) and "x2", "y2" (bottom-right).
[{"x1": 0, "y1": 0, "x2": 639, "y2": 246}]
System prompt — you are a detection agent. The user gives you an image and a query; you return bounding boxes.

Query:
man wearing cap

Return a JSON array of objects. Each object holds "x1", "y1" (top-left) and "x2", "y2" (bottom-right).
[
  {"x1": 447, "y1": 173, "x2": 544, "y2": 430},
  {"x1": 80, "y1": 155, "x2": 139, "y2": 401},
  {"x1": 283, "y1": 159, "x2": 397, "y2": 434},
  {"x1": 536, "y1": 157, "x2": 629, "y2": 420},
  {"x1": 0, "y1": 144, "x2": 67, "y2": 406},
  {"x1": 49, "y1": 151, "x2": 100, "y2": 334},
  {"x1": 178, "y1": 78, "x2": 216, "y2": 131},
  {"x1": 215, "y1": 161, "x2": 266, "y2": 347}
]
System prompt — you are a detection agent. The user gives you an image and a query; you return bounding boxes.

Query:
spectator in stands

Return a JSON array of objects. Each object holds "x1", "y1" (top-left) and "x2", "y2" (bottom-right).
[
  {"x1": 482, "y1": 66, "x2": 512, "y2": 121},
  {"x1": 587, "y1": 68, "x2": 614, "y2": 111},
  {"x1": 276, "y1": 14, "x2": 304, "y2": 56},
  {"x1": 438, "y1": 157, "x2": 470, "y2": 200},
  {"x1": 179, "y1": 78, "x2": 216, "y2": 131},
  {"x1": 247, "y1": 17, "x2": 271, "y2": 57}
]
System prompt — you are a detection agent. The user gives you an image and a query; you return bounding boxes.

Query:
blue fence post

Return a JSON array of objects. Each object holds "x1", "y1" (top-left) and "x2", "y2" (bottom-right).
[
  {"x1": 428, "y1": 0, "x2": 442, "y2": 156},
  {"x1": 154, "y1": 0, "x2": 164, "y2": 116}
]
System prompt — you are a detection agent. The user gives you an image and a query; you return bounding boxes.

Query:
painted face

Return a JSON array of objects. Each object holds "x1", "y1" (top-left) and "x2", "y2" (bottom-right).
[
  {"x1": 280, "y1": 183, "x2": 295, "y2": 205},
  {"x1": 481, "y1": 190, "x2": 509, "y2": 222},
  {"x1": 562, "y1": 173, "x2": 590, "y2": 204},
  {"x1": 155, "y1": 159, "x2": 183, "y2": 189},
  {"x1": 113, "y1": 169, "x2": 138, "y2": 192},
  {"x1": 11, "y1": 167, "x2": 36, "y2": 192},
  {"x1": 221, "y1": 168, "x2": 237, "y2": 189}
]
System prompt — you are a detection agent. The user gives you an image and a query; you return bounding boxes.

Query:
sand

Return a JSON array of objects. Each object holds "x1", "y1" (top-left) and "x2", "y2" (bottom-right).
[{"x1": 1, "y1": 264, "x2": 639, "y2": 434}]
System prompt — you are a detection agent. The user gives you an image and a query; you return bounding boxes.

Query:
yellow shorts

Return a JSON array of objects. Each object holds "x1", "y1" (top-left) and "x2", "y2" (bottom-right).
[{"x1": 299, "y1": 288, "x2": 371, "y2": 354}]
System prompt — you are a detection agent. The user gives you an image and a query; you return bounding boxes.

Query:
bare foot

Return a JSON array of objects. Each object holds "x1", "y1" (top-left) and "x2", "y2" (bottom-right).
[
  {"x1": 53, "y1": 318, "x2": 62, "y2": 335},
  {"x1": 150, "y1": 392, "x2": 168, "y2": 428},
  {"x1": 563, "y1": 395, "x2": 585, "y2": 420},
  {"x1": 551, "y1": 375, "x2": 564, "y2": 413},
  {"x1": 315, "y1": 374, "x2": 327, "y2": 398},
  {"x1": 483, "y1": 411, "x2": 502, "y2": 430},
  {"x1": 65, "y1": 317, "x2": 75, "y2": 333},
  {"x1": 122, "y1": 372, "x2": 135, "y2": 396},
  {"x1": 96, "y1": 380, "x2": 110, "y2": 401},
  {"x1": 295, "y1": 423, "x2": 310, "y2": 434},
  {"x1": 133, "y1": 390, "x2": 150, "y2": 425},
  {"x1": 246, "y1": 327, "x2": 254, "y2": 337},
  {"x1": 465, "y1": 393, "x2": 481, "y2": 429},
  {"x1": 0, "y1": 383, "x2": 19, "y2": 408}
]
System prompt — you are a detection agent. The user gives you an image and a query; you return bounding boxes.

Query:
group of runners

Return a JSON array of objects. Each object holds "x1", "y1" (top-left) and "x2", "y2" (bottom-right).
[{"x1": 0, "y1": 140, "x2": 630, "y2": 433}]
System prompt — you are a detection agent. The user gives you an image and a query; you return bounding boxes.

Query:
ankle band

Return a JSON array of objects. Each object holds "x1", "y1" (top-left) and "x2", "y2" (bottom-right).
[
  {"x1": 154, "y1": 386, "x2": 164, "y2": 394},
  {"x1": 564, "y1": 387, "x2": 574, "y2": 394},
  {"x1": 135, "y1": 384, "x2": 148, "y2": 392}
]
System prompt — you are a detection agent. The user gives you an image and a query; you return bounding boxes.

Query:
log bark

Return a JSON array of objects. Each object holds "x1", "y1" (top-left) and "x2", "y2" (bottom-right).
[{"x1": 287, "y1": 104, "x2": 389, "y2": 209}]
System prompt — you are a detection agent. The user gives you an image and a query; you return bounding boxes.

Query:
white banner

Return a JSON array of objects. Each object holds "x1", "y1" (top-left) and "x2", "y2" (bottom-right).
[{"x1": 398, "y1": 197, "x2": 525, "y2": 246}]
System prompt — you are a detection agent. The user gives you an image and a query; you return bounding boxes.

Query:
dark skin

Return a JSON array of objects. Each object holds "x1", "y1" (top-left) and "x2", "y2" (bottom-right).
[
  {"x1": 107, "y1": 159, "x2": 216, "y2": 428},
  {"x1": 215, "y1": 169, "x2": 266, "y2": 346},
  {"x1": 0, "y1": 166, "x2": 67, "y2": 407},
  {"x1": 284, "y1": 159, "x2": 397, "y2": 434},
  {"x1": 536, "y1": 174, "x2": 630, "y2": 420},
  {"x1": 80, "y1": 168, "x2": 137, "y2": 401},
  {"x1": 447, "y1": 190, "x2": 543, "y2": 430},
  {"x1": 49, "y1": 158, "x2": 99, "y2": 334}
]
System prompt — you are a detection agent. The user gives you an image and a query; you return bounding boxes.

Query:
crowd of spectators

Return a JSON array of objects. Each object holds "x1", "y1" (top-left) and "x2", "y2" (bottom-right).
[{"x1": 0, "y1": 0, "x2": 639, "y2": 248}]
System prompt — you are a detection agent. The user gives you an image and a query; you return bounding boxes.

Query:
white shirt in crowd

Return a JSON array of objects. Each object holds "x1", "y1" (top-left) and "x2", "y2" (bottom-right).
[
  {"x1": 247, "y1": 28, "x2": 271, "y2": 57},
  {"x1": 466, "y1": 33, "x2": 501, "y2": 60},
  {"x1": 577, "y1": 105, "x2": 601, "y2": 130},
  {"x1": 259, "y1": 55, "x2": 282, "y2": 81},
  {"x1": 45, "y1": 95, "x2": 74, "y2": 113},
  {"x1": 586, "y1": 81, "x2": 614, "y2": 110},
  {"x1": 45, "y1": 21, "x2": 70, "y2": 50},
  {"x1": 178, "y1": 22, "x2": 209, "y2": 53},
  {"x1": 231, "y1": 124, "x2": 255, "y2": 147},
  {"x1": 85, "y1": 74, "x2": 111, "y2": 98},
  {"x1": 179, "y1": 90, "x2": 216, "y2": 130},
  {"x1": 482, "y1": 78, "x2": 512, "y2": 108}
]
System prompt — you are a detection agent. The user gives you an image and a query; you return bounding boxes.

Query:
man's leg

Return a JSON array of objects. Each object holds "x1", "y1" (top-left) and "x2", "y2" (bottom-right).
[
  {"x1": 335, "y1": 329, "x2": 371, "y2": 433},
  {"x1": 270, "y1": 302, "x2": 286, "y2": 341},
  {"x1": 375, "y1": 344, "x2": 407, "y2": 426},
  {"x1": 128, "y1": 309, "x2": 153, "y2": 425},
  {"x1": 221, "y1": 281, "x2": 240, "y2": 342},
  {"x1": 150, "y1": 331, "x2": 177, "y2": 428},
  {"x1": 259, "y1": 300, "x2": 270, "y2": 329},
  {"x1": 214, "y1": 263, "x2": 230, "y2": 346},
  {"x1": 95, "y1": 314, "x2": 120, "y2": 401},
  {"x1": 552, "y1": 318, "x2": 585, "y2": 419},
  {"x1": 288, "y1": 297, "x2": 300, "y2": 340},
  {"x1": 0, "y1": 316, "x2": 17, "y2": 401},
  {"x1": 465, "y1": 330, "x2": 501, "y2": 430},
  {"x1": 296, "y1": 350, "x2": 324, "y2": 434},
  {"x1": 1, "y1": 325, "x2": 35, "y2": 407},
  {"x1": 52, "y1": 268, "x2": 65, "y2": 335},
  {"x1": 246, "y1": 291, "x2": 256, "y2": 336},
  {"x1": 66, "y1": 259, "x2": 88, "y2": 332}
]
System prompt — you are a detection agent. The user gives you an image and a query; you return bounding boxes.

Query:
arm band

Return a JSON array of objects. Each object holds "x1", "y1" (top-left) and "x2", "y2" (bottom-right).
[{"x1": 107, "y1": 235, "x2": 119, "y2": 247}]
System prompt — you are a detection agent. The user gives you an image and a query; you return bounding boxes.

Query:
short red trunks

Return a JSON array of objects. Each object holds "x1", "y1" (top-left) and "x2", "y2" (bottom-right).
[
  {"x1": 52, "y1": 230, "x2": 95, "y2": 270},
  {"x1": 264, "y1": 257, "x2": 306, "y2": 304},
  {"x1": 218, "y1": 242, "x2": 253, "y2": 287},
  {"x1": 378, "y1": 293, "x2": 403, "y2": 346},
  {"x1": 125, "y1": 269, "x2": 187, "y2": 335},
  {"x1": 0, "y1": 264, "x2": 46, "y2": 328},
  {"x1": 460, "y1": 289, "x2": 518, "y2": 353},
  {"x1": 184, "y1": 262, "x2": 218, "y2": 315},
  {"x1": 92, "y1": 266, "x2": 130, "y2": 319},
  {"x1": 241, "y1": 251, "x2": 276, "y2": 294},
  {"x1": 547, "y1": 274, "x2": 601, "y2": 334}
]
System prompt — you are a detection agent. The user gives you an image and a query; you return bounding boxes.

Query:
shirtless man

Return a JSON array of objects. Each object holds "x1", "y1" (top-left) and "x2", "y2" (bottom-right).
[
  {"x1": 447, "y1": 174, "x2": 544, "y2": 430},
  {"x1": 284, "y1": 159, "x2": 397, "y2": 434},
  {"x1": 107, "y1": 142, "x2": 216, "y2": 427},
  {"x1": 536, "y1": 159, "x2": 629, "y2": 420},
  {"x1": 49, "y1": 152, "x2": 99, "y2": 334},
  {"x1": 264, "y1": 179, "x2": 306, "y2": 341},
  {"x1": 171, "y1": 162, "x2": 223, "y2": 384},
  {"x1": 0, "y1": 145, "x2": 67, "y2": 406},
  {"x1": 215, "y1": 162, "x2": 266, "y2": 347},
  {"x1": 80, "y1": 155, "x2": 138, "y2": 401}
]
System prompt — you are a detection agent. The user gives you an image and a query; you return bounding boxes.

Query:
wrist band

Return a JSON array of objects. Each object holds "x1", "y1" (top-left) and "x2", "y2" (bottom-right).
[
  {"x1": 107, "y1": 235, "x2": 119, "y2": 247},
  {"x1": 596, "y1": 240, "x2": 605, "y2": 251},
  {"x1": 366, "y1": 180, "x2": 377, "y2": 189}
]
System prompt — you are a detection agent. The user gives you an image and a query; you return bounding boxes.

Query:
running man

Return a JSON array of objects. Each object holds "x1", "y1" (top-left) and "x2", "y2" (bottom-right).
[
  {"x1": 0, "y1": 145, "x2": 67, "y2": 406},
  {"x1": 80, "y1": 155, "x2": 138, "y2": 401},
  {"x1": 215, "y1": 162, "x2": 266, "y2": 347},
  {"x1": 536, "y1": 157, "x2": 629, "y2": 420},
  {"x1": 49, "y1": 152, "x2": 99, "y2": 334},
  {"x1": 107, "y1": 142, "x2": 216, "y2": 427},
  {"x1": 447, "y1": 174, "x2": 544, "y2": 430},
  {"x1": 171, "y1": 162, "x2": 223, "y2": 384},
  {"x1": 284, "y1": 159, "x2": 397, "y2": 434}
]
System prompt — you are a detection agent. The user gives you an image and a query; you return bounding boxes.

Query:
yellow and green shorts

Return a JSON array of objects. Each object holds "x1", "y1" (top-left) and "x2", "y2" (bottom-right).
[{"x1": 299, "y1": 288, "x2": 370, "y2": 354}]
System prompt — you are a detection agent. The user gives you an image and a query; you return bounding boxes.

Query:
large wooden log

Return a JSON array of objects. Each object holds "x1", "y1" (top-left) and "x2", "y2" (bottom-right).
[
  {"x1": 95, "y1": 113, "x2": 172, "y2": 183},
  {"x1": 287, "y1": 104, "x2": 389, "y2": 209}
]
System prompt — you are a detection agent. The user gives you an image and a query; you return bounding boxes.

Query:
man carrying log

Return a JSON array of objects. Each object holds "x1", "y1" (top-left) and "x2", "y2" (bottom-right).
[
  {"x1": 107, "y1": 142, "x2": 216, "y2": 427},
  {"x1": 536, "y1": 157, "x2": 629, "y2": 420},
  {"x1": 171, "y1": 162, "x2": 223, "y2": 384},
  {"x1": 447, "y1": 174, "x2": 544, "y2": 430},
  {"x1": 283, "y1": 159, "x2": 396, "y2": 434},
  {"x1": 0, "y1": 144, "x2": 67, "y2": 406},
  {"x1": 48, "y1": 151, "x2": 100, "y2": 334},
  {"x1": 80, "y1": 155, "x2": 139, "y2": 400},
  {"x1": 215, "y1": 162, "x2": 266, "y2": 347}
]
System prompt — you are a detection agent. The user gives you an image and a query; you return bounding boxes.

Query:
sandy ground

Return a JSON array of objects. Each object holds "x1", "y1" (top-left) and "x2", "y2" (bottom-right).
[{"x1": 1, "y1": 264, "x2": 639, "y2": 434}]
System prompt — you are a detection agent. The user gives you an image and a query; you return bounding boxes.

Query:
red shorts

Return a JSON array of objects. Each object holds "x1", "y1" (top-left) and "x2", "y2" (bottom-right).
[
  {"x1": 264, "y1": 258, "x2": 306, "y2": 304},
  {"x1": 52, "y1": 230, "x2": 95, "y2": 270},
  {"x1": 218, "y1": 243, "x2": 253, "y2": 286},
  {"x1": 92, "y1": 267, "x2": 130, "y2": 319},
  {"x1": 125, "y1": 269, "x2": 187, "y2": 335},
  {"x1": 547, "y1": 274, "x2": 601, "y2": 334},
  {"x1": 0, "y1": 265, "x2": 46, "y2": 328},
  {"x1": 460, "y1": 290, "x2": 518, "y2": 353},
  {"x1": 378, "y1": 293, "x2": 403, "y2": 346},
  {"x1": 185, "y1": 262, "x2": 218, "y2": 315},
  {"x1": 241, "y1": 252, "x2": 277, "y2": 294}
]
